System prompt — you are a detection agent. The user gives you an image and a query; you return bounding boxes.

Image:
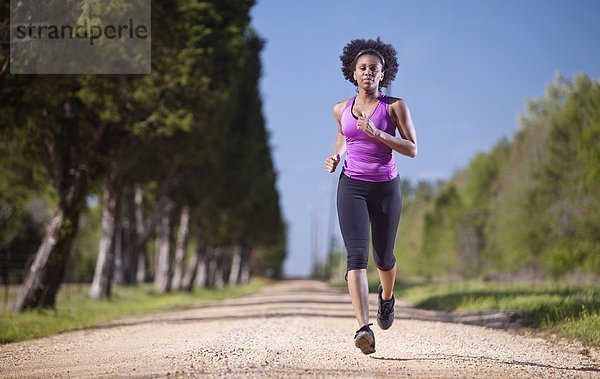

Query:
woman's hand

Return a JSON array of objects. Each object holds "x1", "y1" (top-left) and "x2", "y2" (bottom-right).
[
  {"x1": 357, "y1": 111, "x2": 380, "y2": 138},
  {"x1": 324, "y1": 153, "x2": 341, "y2": 173}
]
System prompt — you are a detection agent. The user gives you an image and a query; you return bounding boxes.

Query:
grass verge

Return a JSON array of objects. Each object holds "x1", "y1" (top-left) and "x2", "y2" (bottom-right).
[
  {"x1": 391, "y1": 280, "x2": 599, "y2": 347},
  {"x1": 0, "y1": 279, "x2": 269, "y2": 344}
]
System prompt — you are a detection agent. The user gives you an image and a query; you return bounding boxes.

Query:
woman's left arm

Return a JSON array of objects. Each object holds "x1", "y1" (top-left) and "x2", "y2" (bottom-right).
[{"x1": 358, "y1": 99, "x2": 418, "y2": 158}]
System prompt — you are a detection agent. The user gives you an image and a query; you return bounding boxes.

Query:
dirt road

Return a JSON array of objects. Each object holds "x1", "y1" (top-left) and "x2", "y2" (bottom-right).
[{"x1": 1, "y1": 280, "x2": 598, "y2": 378}]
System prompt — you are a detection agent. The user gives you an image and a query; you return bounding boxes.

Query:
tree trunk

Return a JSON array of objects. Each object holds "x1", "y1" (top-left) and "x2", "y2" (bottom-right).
[
  {"x1": 181, "y1": 249, "x2": 198, "y2": 291},
  {"x1": 193, "y1": 246, "x2": 208, "y2": 288},
  {"x1": 240, "y1": 262, "x2": 251, "y2": 285},
  {"x1": 134, "y1": 185, "x2": 148, "y2": 284},
  {"x1": 12, "y1": 167, "x2": 88, "y2": 312},
  {"x1": 89, "y1": 173, "x2": 123, "y2": 300},
  {"x1": 239, "y1": 247, "x2": 253, "y2": 285},
  {"x1": 136, "y1": 250, "x2": 148, "y2": 284},
  {"x1": 218, "y1": 246, "x2": 233, "y2": 287},
  {"x1": 182, "y1": 231, "x2": 205, "y2": 291},
  {"x1": 154, "y1": 197, "x2": 175, "y2": 293},
  {"x1": 134, "y1": 169, "x2": 179, "y2": 284},
  {"x1": 115, "y1": 184, "x2": 138, "y2": 285},
  {"x1": 215, "y1": 248, "x2": 226, "y2": 289},
  {"x1": 204, "y1": 247, "x2": 218, "y2": 288},
  {"x1": 112, "y1": 219, "x2": 124, "y2": 284},
  {"x1": 171, "y1": 205, "x2": 190, "y2": 291},
  {"x1": 134, "y1": 168, "x2": 179, "y2": 252},
  {"x1": 228, "y1": 245, "x2": 242, "y2": 286}
]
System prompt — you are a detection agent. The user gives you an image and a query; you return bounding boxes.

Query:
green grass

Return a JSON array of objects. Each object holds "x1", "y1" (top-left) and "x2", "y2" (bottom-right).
[
  {"x1": 0, "y1": 279, "x2": 269, "y2": 344},
  {"x1": 388, "y1": 280, "x2": 600, "y2": 347}
]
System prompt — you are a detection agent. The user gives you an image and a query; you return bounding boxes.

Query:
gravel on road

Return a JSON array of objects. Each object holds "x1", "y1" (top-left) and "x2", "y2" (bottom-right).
[{"x1": 1, "y1": 280, "x2": 598, "y2": 378}]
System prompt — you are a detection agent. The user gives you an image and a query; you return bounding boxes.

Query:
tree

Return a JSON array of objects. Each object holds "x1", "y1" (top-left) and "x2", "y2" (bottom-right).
[
  {"x1": 421, "y1": 184, "x2": 461, "y2": 278},
  {"x1": 412, "y1": 74, "x2": 600, "y2": 280},
  {"x1": 2, "y1": 0, "x2": 286, "y2": 309},
  {"x1": 527, "y1": 74, "x2": 600, "y2": 276},
  {"x1": 1, "y1": 0, "x2": 231, "y2": 310}
]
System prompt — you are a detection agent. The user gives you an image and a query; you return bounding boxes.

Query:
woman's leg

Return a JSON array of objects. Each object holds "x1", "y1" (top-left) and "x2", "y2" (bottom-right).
[
  {"x1": 377, "y1": 264, "x2": 396, "y2": 301},
  {"x1": 370, "y1": 176, "x2": 402, "y2": 300},
  {"x1": 347, "y1": 269, "x2": 370, "y2": 326},
  {"x1": 337, "y1": 174, "x2": 371, "y2": 327}
]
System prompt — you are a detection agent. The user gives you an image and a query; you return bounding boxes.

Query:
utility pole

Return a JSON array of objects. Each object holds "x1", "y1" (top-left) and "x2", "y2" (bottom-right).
[{"x1": 311, "y1": 202, "x2": 318, "y2": 278}]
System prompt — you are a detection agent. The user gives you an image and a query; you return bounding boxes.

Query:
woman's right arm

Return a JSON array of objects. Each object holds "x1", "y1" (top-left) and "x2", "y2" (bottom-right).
[{"x1": 324, "y1": 101, "x2": 347, "y2": 173}]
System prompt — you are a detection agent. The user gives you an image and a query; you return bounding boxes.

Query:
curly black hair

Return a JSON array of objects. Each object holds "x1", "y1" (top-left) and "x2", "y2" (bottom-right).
[{"x1": 340, "y1": 37, "x2": 399, "y2": 89}]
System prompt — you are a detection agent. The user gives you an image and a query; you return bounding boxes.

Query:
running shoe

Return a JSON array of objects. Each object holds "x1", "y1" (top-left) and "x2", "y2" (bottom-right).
[
  {"x1": 354, "y1": 323, "x2": 375, "y2": 354},
  {"x1": 377, "y1": 284, "x2": 395, "y2": 330}
]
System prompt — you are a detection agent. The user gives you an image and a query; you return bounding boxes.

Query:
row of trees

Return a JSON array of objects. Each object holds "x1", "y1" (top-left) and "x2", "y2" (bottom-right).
[
  {"x1": 0, "y1": 0, "x2": 286, "y2": 312},
  {"x1": 414, "y1": 74, "x2": 599, "y2": 280},
  {"x1": 321, "y1": 74, "x2": 599, "y2": 282}
]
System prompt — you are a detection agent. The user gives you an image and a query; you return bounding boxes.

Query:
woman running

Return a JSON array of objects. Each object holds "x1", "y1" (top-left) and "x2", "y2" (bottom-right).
[{"x1": 324, "y1": 37, "x2": 418, "y2": 355}]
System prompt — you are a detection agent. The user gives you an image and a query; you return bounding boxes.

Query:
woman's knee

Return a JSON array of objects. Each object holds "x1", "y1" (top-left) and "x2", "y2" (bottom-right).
[
  {"x1": 347, "y1": 249, "x2": 369, "y2": 271},
  {"x1": 373, "y1": 254, "x2": 396, "y2": 272}
]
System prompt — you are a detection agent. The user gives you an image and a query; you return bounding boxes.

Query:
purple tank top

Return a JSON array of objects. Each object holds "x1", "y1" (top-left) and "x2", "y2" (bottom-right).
[{"x1": 341, "y1": 93, "x2": 398, "y2": 182}]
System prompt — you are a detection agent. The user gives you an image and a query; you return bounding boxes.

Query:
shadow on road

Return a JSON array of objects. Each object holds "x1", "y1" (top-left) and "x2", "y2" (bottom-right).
[
  {"x1": 80, "y1": 280, "x2": 527, "y2": 334},
  {"x1": 370, "y1": 354, "x2": 600, "y2": 374}
]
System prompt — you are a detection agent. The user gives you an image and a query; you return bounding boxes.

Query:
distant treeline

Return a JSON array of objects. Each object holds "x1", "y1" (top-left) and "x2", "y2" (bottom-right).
[
  {"x1": 396, "y1": 74, "x2": 599, "y2": 281},
  {"x1": 0, "y1": 0, "x2": 286, "y2": 312}
]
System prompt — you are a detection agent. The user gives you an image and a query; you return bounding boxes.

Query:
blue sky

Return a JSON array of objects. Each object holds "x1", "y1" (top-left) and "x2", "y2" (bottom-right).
[{"x1": 249, "y1": 0, "x2": 600, "y2": 277}]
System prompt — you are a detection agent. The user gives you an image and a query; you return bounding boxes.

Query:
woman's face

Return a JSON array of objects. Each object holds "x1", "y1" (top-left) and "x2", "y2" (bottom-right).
[{"x1": 353, "y1": 54, "x2": 384, "y2": 91}]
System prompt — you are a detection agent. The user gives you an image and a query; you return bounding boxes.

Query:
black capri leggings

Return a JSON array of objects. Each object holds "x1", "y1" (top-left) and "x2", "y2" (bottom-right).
[{"x1": 337, "y1": 172, "x2": 402, "y2": 272}]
